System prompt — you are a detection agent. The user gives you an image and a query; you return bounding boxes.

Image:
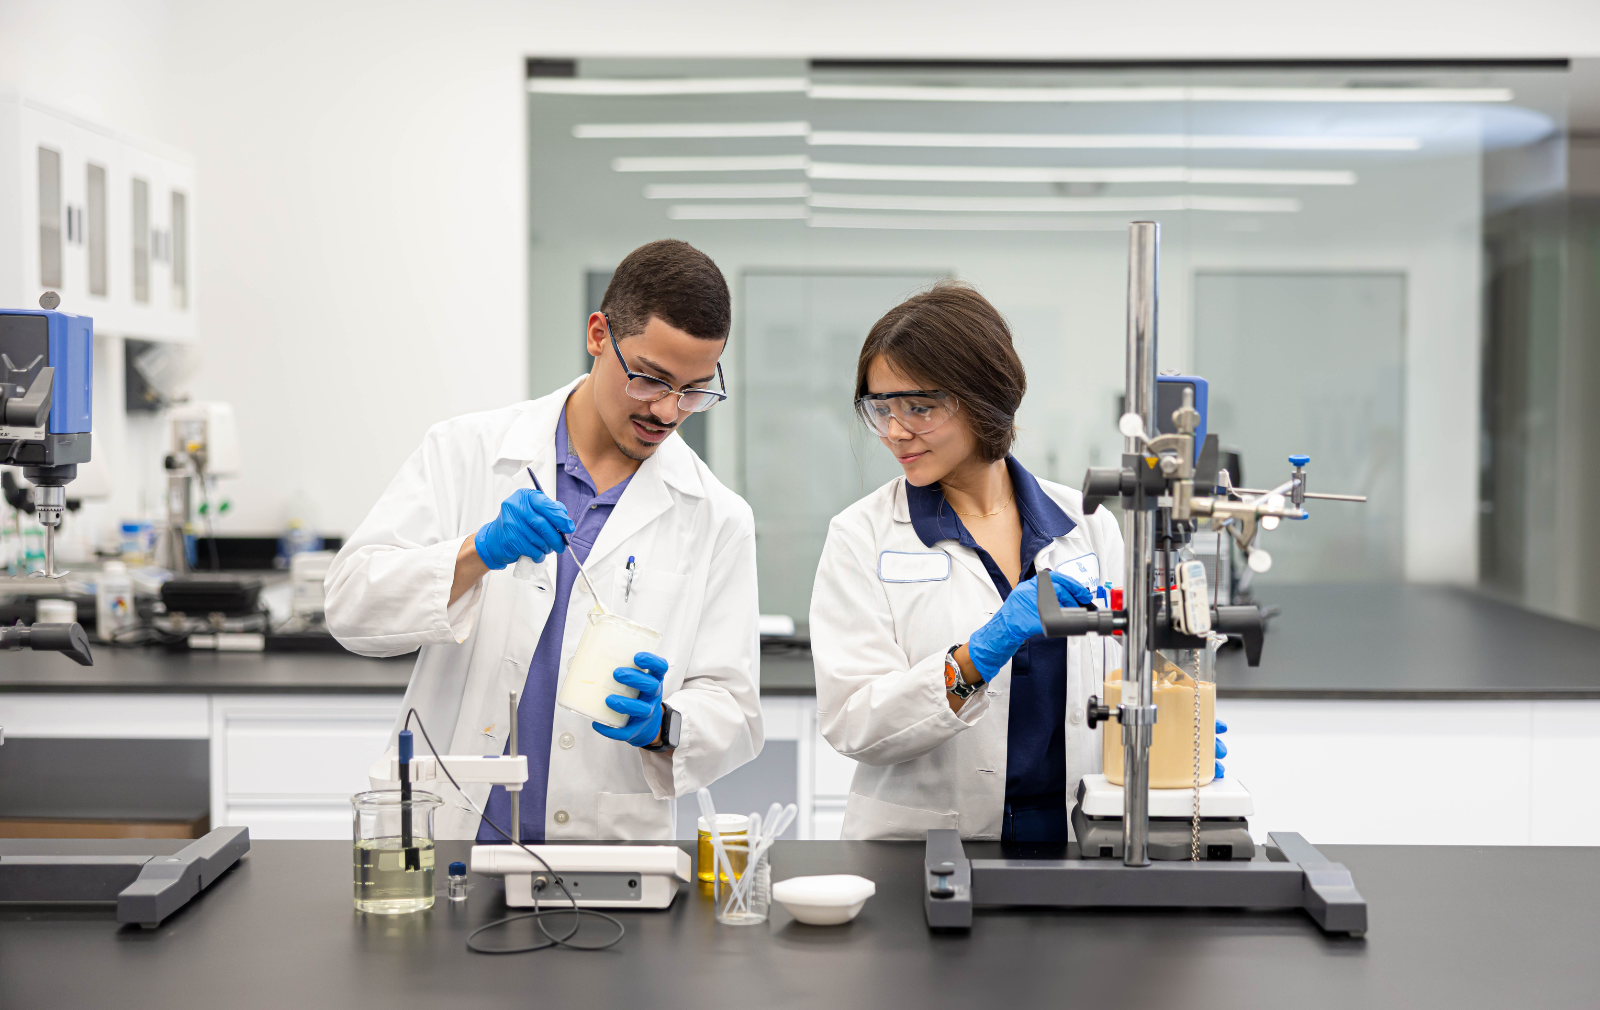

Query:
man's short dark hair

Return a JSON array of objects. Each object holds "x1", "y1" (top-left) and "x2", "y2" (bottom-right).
[{"x1": 600, "y1": 240, "x2": 731, "y2": 342}]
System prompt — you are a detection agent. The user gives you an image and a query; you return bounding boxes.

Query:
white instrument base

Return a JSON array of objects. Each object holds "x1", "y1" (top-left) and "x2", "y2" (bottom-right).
[
  {"x1": 470, "y1": 844, "x2": 691, "y2": 909},
  {"x1": 1077, "y1": 773, "x2": 1255, "y2": 818}
]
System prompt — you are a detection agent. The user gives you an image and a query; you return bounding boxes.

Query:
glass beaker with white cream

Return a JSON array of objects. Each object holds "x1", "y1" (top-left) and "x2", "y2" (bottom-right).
[{"x1": 557, "y1": 607, "x2": 663, "y2": 728}]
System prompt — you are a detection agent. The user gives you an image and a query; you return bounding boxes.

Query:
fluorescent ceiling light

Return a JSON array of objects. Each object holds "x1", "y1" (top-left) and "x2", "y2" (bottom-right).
[
  {"x1": 645, "y1": 183, "x2": 812, "y2": 199},
  {"x1": 807, "y1": 162, "x2": 1355, "y2": 185},
  {"x1": 613, "y1": 155, "x2": 810, "y2": 172},
  {"x1": 806, "y1": 193, "x2": 1301, "y2": 213},
  {"x1": 667, "y1": 204, "x2": 809, "y2": 220},
  {"x1": 807, "y1": 130, "x2": 1419, "y2": 151},
  {"x1": 529, "y1": 77, "x2": 807, "y2": 96},
  {"x1": 809, "y1": 213, "x2": 1128, "y2": 231},
  {"x1": 807, "y1": 84, "x2": 1512, "y2": 104},
  {"x1": 576, "y1": 122, "x2": 810, "y2": 139}
]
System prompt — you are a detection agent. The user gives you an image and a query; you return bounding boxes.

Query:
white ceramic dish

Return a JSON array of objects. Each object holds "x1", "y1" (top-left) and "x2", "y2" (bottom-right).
[{"x1": 771, "y1": 874, "x2": 876, "y2": 925}]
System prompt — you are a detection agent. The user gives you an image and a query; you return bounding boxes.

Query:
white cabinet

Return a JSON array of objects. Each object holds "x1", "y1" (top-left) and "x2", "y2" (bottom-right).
[
  {"x1": 0, "y1": 96, "x2": 195, "y2": 340},
  {"x1": 209, "y1": 695, "x2": 401, "y2": 840}
]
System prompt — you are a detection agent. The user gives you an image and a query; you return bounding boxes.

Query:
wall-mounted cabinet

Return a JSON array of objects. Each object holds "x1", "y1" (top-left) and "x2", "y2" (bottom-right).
[{"x1": 0, "y1": 96, "x2": 196, "y2": 341}]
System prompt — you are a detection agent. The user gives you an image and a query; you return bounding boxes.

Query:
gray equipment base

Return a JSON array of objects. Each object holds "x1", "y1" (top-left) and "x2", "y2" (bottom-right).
[
  {"x1": 1071, "y1": 804, "x2": 1254, "y2": 861},
  {"x1": 0, "y1": 825, "x2": 249, "y2": 928},
  {"x1": 923, "y1": 828, "x2": 1366, "y2": 936}
]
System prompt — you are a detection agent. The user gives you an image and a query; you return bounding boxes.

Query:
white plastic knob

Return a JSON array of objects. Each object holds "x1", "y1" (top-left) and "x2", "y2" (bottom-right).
[
  {"x1": 1247, "y1": 548, "x2": 1273, "y2": 573},
  {"x1": 1118, "y1": 413, "x2": 1147, "y2": 440}
]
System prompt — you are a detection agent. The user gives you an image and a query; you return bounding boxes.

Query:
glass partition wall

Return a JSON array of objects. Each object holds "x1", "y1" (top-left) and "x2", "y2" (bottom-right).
[{"x1": 527, "y1": 59, "x2": 1585, "y2": 631}]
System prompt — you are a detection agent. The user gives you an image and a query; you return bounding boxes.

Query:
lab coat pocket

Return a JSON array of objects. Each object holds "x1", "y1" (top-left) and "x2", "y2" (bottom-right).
[
  {"x1": 597, "y1": 790, "x2": 673, "y2": 840},
  {"x1": 1054, "y1": 552, "x2": 1100, "y2": 589},
  {"x1": 841, "y1": 792, "x2": 960, "y2": 841},
  {"x1": 610, "y1": 567, "x2": 691, "y2": 638}
]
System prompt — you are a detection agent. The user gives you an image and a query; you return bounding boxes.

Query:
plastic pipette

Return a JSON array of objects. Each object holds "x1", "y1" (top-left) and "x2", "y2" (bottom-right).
[{"x1": 526, "y1": 466, "x2": 607, "y2": 613}]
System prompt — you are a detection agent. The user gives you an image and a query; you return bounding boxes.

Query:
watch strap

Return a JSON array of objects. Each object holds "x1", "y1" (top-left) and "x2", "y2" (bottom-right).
[{"x1": 645, "y1": 703, "x2": 680, "y2": 751}]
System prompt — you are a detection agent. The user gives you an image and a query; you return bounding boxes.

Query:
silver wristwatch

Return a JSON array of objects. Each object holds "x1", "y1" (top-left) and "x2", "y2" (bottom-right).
[{"x1": 945, "y1": 646, "x2": 981, "y2": 700}]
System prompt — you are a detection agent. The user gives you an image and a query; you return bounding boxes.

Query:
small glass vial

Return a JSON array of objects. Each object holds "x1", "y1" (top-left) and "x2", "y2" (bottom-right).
[
  {"x1": 447, "y1": 861, "x2": 469, "y2": 902},
  {"x1": 697, "y1": 814, "x2": 749, "y2": 883}
]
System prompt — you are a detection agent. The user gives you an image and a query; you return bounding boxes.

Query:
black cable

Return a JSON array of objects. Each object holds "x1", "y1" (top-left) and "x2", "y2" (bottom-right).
[{"x1": 403, "y1": 708, "x2": 626, "y2": 954}]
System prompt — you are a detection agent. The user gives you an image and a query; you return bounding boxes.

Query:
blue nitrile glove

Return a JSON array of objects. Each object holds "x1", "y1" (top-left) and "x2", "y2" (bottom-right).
[
  {"x1": 966, "y1": 571, "x2": 1096, "y2": 681},
  {"x1": 472, "y1": 489, "x2": 574, "y2": 570},
  {"x1": 595, "y1": 651, "x2": 668, "y2": 747},
  {"x1": 1215, "y1": 720, "x2": 1228, "y2": 779}
]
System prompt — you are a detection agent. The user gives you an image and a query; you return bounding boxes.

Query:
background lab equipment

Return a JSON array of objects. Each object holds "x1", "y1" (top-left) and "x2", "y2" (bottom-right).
[
  {"x1": 921, "y1": 221, "x2": 1370, "y2": 935},
  {"x1": 0, "y1": 293, "x2": 96, "y2": 665}
]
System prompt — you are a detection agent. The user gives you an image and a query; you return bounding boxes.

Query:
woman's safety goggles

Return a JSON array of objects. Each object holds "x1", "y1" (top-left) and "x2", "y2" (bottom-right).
[{"x1": 854, "y1": 390, "x2": 959, "y2": 437}]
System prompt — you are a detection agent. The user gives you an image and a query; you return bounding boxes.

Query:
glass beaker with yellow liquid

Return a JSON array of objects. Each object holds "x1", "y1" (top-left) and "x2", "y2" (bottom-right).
[
  {"x1": 351, "y1": 790, "x2": 443, "y2": 914},
  {"x1": 1102, "y1": 651, "x2": 1215, "y2": 789}
]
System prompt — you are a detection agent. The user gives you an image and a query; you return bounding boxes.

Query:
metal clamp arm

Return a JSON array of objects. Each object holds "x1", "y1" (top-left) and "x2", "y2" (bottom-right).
[{"x1": 1036, "y1": 578, "x2": 1125, "y2": 638}]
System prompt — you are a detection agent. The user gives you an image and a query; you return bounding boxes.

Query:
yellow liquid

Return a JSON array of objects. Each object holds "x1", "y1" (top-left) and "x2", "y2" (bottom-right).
[
  {"x1": 1102, "y1": 659, "x2": 1216, "y2": 790},
  {"x1": 697, "y1": 829, "x2": 747, "y2": 883},
  {"x1": 353, "y1": 836, "x2": 435, "y2": 914}
]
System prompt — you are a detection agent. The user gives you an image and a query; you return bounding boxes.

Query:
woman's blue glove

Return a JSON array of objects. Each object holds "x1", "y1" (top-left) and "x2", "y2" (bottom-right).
[
  {"x1": 966, "y1": 571, "x2": 1095, "y2": 681},
  {"x1": 1215, "y1": 719, "x2": 1228, "y2": 779},
  {"x1": 595, "y1": 651, "x2": 667, "y2": 747},
  {"x1": 473, "y1": 489, "x2": 574, "y2": 570}
]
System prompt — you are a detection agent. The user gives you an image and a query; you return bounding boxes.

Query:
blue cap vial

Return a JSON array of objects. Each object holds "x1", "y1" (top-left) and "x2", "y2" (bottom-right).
[{"x1": 449, "y1": 861, "x2": 466, "y2": 876}]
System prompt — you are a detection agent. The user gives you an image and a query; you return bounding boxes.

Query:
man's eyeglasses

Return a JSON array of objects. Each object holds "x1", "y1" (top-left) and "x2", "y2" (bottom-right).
[{"x1": 602, "y1": 312, "x2": 728, "y2": 413}]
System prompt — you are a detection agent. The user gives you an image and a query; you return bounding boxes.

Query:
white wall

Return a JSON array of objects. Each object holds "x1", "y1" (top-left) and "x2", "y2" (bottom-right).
[{"x1": 3, "y1": 0, "x2": 1600, "y2": 537}]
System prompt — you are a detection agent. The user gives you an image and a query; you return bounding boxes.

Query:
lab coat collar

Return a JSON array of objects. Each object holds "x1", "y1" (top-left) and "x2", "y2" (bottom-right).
[{"x1": 492, "y1": 374, "x2": 705, "y2": 501}]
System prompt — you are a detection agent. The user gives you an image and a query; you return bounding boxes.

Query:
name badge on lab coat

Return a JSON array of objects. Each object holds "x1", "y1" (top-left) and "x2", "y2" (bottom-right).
[{"x1": 878, "y1": 551, "x2": 951, "y2": 583}]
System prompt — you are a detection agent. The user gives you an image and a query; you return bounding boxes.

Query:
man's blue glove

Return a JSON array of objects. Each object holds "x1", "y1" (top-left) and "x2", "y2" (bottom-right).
[
  {"x1": 1215, "y1": 719, "x2": 1228, "y2": 779},
  {"x1": 595, "y1": 651, "x2": 668, "y2": 747},
  {"x1": 966, "y1": 571, "x2": 1095, "y2": 681},
  {"x1": 473, "y1": 489, "x2": 574, "y2": 570}
]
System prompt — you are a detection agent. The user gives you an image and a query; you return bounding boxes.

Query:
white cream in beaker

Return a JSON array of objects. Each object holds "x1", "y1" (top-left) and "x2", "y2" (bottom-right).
[{"x1": 558, "y1": 608, "x2": 663, "y2": 728}]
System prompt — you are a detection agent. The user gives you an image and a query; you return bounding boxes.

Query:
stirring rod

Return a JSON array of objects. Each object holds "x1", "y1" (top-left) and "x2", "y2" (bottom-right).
[{"x1": 527, "y1": 466, "x2": 607, "y2": 613}]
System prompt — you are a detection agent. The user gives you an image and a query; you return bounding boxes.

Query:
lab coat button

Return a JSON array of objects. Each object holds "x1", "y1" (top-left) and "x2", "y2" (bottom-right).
[
  {"x1": 554, "y1": 810, "x2": 570, "y2": 825},
  {"x1": 558, "y1": 732, "x2": 575, "y2": 749},
  {"x1": 1070, "y1": 707, "x2": 1084, "y2": 725}
]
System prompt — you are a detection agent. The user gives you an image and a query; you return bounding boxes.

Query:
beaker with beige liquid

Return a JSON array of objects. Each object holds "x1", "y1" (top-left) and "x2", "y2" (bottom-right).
[
  {"x1": 557, "y1": 608, "x2": 663, "y2": 728},
  {"x1": 1102, "y1": 651, "x2": 1215, "y2": 790}
]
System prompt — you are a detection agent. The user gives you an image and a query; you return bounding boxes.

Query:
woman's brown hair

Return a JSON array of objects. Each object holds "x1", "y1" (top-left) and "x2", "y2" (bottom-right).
[{"x1": 855, "y1": 282, "x2": 1026, "y2": 462}]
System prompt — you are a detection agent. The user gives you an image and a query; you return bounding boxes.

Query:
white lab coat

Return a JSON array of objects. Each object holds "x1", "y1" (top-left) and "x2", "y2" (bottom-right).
[
  {"x1": 810, "y1": 475, "x2": 1124, "y2": 840},
  {"x1": 325, "y1": 376, "x2": 763, "y2": 840}
]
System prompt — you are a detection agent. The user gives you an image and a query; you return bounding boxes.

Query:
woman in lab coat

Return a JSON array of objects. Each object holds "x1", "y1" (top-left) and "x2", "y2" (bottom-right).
[{"x1": 810, "y1": 283, "x2": 1123, "y2": 842}]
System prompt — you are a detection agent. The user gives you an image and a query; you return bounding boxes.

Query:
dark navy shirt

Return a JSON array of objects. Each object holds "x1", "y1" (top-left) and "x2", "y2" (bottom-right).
[
  {"x1": 478, "y1": 406, "x2": 633, "y2": 843},
  {"x1": 904, "y1": 457, "x2": 1076, "y2": 807}
]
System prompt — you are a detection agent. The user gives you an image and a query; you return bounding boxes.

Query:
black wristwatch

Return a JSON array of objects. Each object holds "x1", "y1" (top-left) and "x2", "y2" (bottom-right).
[{"x1": 645, "y1": 703, "x2": 681, "y2": 751}]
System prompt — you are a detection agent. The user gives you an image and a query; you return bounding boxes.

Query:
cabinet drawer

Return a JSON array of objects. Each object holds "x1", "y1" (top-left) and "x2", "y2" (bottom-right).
[{"x1": 212, "y1": 696, "x2": 400, "y2": 798}]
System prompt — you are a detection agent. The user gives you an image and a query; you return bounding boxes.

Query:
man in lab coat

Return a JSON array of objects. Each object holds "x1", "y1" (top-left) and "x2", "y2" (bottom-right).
[{"x1": 326, "y1": 239, "x2": 762, "y2": 841}]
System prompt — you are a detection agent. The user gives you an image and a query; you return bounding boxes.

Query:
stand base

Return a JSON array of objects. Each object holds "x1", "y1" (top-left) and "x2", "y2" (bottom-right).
[
  {"x1": 923, "y1": 829, "x2": 1366, "y2": 936},
  {"x1": 1071, "y1": 804, "x2": 1254, "y2": 861}
]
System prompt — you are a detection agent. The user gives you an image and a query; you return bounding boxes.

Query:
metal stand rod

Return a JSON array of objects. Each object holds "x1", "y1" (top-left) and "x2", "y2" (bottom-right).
[
  {"x1": 1120, "y1": 221, "x2": 1160, "y2": 868},
  {"x1": 509, "y1": 691, "x2": 519, "y2": 845}
]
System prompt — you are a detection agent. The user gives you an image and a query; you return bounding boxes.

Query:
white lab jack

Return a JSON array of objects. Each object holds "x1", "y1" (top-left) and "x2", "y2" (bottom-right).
[
  {"x1": 810, "y1": 476, "x2": 1123, "y2": 840},
  {"x1": 325, "y1": 376, "x2": 763, "y2": 840}
]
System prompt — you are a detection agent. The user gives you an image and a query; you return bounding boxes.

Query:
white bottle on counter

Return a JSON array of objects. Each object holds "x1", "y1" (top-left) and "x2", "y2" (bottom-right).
[{"x1": 96, "y1": 560, "x2": 135, "y2": 642}]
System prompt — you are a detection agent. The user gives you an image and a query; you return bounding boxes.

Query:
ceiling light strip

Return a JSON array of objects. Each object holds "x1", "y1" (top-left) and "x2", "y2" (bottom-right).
[
  {"x1": 576, "y1": 122, "x2": 811, "y2": 138},
  {"x1": 804, "y1": 193, "x2": 1301, "y2": 212},
  {"x1": 667, "y1": 204, "x2": 810, "y2": 220},
  {"x1": 807, "y1": 162, "x2": 1355, "y2": 185},
  {"x1": 529, "y1": 77, "x2": 808, "y2": 96},
  {"x1": 807, "y1": 131, "x2": 1419, "y2": 151},
  {"x1": 808, "y1": 213, "x2": 1130, "y2": 231},
  {"x1": 645, "y1": 183, "x2": 812, "y2": 199},
  {"x1": 613, "y1": 155, "x2": 810, "y2": 172},
  {"x1": 806, "y1": 84, "x2": 1512, "y2": 103}
]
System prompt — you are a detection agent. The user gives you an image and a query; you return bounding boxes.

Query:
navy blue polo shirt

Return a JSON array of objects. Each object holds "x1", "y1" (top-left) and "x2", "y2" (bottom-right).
[{"x1": 904, "y1": 456, "x2": 1075, "y2": 807}]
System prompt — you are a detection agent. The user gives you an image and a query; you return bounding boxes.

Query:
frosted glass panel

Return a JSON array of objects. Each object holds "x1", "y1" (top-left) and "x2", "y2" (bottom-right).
[
  {"x1": 38, "y1": 147, "x2": 61, "y2": 290},
  {"x1": 743, "y1": 272, "x2": 940, "y2": 626},
  {"x1": 1195, "y1": 272, "x2": 1405, "y2": 583},
  {"x1": 87, "y1": 164, "x2": 108, "y2": 297},
  {"x1": 132, "y1": 177, "x2": 150, "y2": 304}
]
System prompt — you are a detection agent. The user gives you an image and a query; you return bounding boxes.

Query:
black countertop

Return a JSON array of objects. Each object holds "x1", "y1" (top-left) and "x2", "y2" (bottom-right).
[
  {"x1": 3, "y1": 838, "x2": 1598, "y2": 1009},
  {"x1": 4, "y1": 584, "x2": 1596, "y2": 699},
  {"x1": 1215, "y1": 584, "x2": 1600, "y2": 699}
]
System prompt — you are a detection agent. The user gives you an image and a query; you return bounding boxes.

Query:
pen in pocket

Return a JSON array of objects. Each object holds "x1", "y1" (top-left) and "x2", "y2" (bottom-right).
[{"x1": 625, "y1": 556, "x2": 637, "y2": 602}]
